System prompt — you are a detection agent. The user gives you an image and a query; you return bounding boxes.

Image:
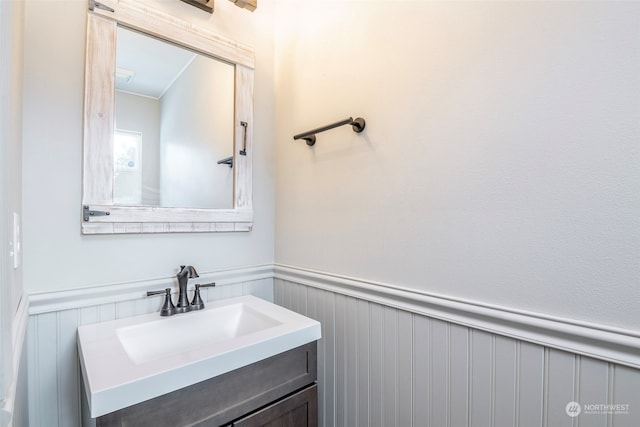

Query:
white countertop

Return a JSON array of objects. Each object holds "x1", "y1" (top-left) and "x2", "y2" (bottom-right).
[{"x1": 77, "y1": 295, "x2": 321, "y2": 418}]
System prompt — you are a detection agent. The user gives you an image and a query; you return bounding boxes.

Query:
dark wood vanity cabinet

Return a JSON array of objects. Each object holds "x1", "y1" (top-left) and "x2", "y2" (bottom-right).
[
  {"x1": 228, "y1": 385, "x2": 317, "y2": 427},
  {"x1": 96, "y1": 342, "x2": 317, "y2": 427}
]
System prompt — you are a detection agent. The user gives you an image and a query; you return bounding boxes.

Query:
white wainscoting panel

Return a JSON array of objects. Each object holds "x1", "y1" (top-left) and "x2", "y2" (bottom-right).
[
  {"x1": 27, "y1": 263, "x2": 640, "y2": 427},
  {"x1": 274, "y1": 276, "x2": 640, "y2": 427},
  {"x1": 27, "y1": 265, "x2": 273, "y2": 427}
]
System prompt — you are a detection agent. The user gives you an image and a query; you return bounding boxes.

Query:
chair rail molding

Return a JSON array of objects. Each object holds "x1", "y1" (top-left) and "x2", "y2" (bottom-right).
[
  {"x1": 28, "y1": 264, "x2": 274, "y2": 315},
  {"x1": 273, "y1": 264, "x2": 640, "y2": 369}
]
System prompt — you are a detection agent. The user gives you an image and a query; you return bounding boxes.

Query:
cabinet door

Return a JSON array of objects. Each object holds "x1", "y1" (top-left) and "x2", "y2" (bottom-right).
[{"x1": 232, "y1": 385, "x2": 317, "y2": 427}]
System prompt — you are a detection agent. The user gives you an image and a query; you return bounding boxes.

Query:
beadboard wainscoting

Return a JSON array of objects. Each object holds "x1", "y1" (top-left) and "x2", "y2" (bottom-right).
[
  {"x1": 26, "y1": 265, "x2": 274, "y2": 427},
  {"x1": 26, "y1": 263, "x2": 640, "y2": 427},
  {"x1": 274, "y1": 265, "x2": 640, "y2": 427}
]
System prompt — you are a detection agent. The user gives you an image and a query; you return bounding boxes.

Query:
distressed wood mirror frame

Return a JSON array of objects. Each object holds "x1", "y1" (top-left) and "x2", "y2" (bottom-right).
[{"x1": 82, "y1": 0, "x2": 254, "y2": 234}]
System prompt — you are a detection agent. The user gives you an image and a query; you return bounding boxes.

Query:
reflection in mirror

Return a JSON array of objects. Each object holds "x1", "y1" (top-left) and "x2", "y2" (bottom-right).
[{"x1": 115, "y1": 26, "x2": 235, "y2": 209}]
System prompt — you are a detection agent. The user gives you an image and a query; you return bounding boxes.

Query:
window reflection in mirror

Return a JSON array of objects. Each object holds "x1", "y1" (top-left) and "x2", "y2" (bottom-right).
[
  {"x1": 113, "y1": 129, "x2": 142, "y2": 205},
  {"x1": 114, "y1": 26, "x2": 235, "y2": 209}
]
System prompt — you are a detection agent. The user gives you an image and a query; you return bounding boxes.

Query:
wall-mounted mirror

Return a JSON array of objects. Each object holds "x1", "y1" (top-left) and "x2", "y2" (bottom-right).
[{"x1": 82, "y1": 0, "x2": 254, "y2": 234}]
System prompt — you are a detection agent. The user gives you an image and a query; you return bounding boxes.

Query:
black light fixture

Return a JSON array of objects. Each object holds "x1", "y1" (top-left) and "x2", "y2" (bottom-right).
[
  {"x1": 229, "y1": 0, "x2": 257, "y2": 12},
  {"x1": 179, "y1": 0, "x2": 256, "y2": 14},
  {"x1": 180, "y1": 0, "x2": 214, "y2": 13}
]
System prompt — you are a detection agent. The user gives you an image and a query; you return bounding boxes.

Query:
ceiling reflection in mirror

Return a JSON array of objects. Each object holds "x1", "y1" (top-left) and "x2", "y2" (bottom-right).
[{"x1": 114, "y1": 26, "x2": 235, "y2": 209}]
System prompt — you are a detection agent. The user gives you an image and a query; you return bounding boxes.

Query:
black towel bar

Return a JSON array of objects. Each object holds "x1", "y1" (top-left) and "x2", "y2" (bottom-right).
[{"x1": 293, "y1": 117, "x2": 366, "y2": 146}]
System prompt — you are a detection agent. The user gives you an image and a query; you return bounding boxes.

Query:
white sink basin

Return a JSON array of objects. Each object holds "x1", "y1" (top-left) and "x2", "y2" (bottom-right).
[
  {"x1": 77, "y1": 295, "x2": 321, "y2": 418},
  {"x1": 117, "y1": 302, "x2": 282, "y2": 364}
]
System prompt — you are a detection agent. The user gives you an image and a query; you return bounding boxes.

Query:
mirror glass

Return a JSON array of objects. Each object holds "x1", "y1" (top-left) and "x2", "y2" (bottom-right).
[{"x1": 114, "y1": 26, "x2": 235, "y2": 209}]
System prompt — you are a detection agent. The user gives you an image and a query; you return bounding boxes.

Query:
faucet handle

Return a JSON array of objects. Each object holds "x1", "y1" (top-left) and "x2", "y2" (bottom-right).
[
  {"x1": 196, "y1": 282, "x2": 216, "y2": 288},
  {"x1": 189, "y1": 266, "x2": 199, "y2": 278},
  {"x1": 190, "y1": 282, "x2": 216, "y2": 311},
  {"x1": 147, "y1": 288, "x2": 176, "y2": 316}
]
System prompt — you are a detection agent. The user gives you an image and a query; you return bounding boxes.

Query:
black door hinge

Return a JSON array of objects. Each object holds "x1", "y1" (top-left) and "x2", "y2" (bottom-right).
[{"x1": 83, "y1": 206, "x2": 111, "y2": 221}]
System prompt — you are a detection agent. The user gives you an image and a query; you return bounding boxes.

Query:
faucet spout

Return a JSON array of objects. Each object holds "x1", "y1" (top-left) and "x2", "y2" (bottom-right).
[
  {"x1": 175, "y1": 265, "x2": 199, "y2": 313},
  {"x1": 178, "y1": 265, "x2": 199, "y2": 280}
]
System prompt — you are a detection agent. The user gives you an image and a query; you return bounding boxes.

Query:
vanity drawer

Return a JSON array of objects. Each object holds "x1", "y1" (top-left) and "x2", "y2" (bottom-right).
[
  {"x1": 230, "y1": 384, "x2": 317, "y2": 427},
  {"x1": 96, "y1": 342, "x2": 317, "y2": 427}
]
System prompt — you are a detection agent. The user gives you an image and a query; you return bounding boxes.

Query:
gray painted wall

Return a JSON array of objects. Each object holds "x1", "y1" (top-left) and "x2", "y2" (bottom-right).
[
  {"x1": 0, "y1": 0, "x2": 25, "y2": 321},
  {"x1": 0, "y1": 0, "x2": 27, "y2": 423},
  {"x1": 21, "y1": 0, "x2": 275, "y2": 294}
]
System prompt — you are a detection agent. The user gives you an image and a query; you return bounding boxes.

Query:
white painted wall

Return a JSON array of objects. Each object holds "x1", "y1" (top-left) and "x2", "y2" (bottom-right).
[
  {"x1": 22, "y1": 0, "x2": 275, "y2": 293},
  {"x1": 160, "y1": 55, "x2": 234, "y2": 209},
  {"x1": 274, "y1": 1, "x2": 640, "y2": 331},
  {"x1": 15, "y1": 1, "x2": 640, "y2": 425}
]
